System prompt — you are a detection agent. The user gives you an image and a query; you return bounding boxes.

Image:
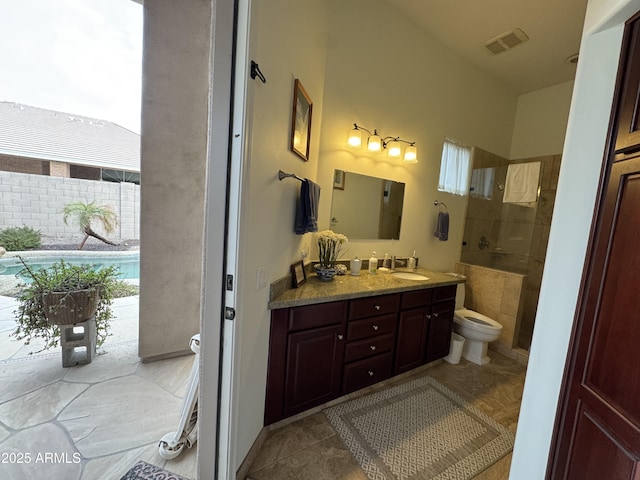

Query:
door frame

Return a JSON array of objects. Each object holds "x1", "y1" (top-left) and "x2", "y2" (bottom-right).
[{"x1": 200, "y1": 0, "x2": 252, "y2": 478}]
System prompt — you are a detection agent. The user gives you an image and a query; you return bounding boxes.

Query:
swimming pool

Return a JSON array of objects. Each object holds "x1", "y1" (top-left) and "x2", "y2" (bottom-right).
[{"x1": 0, "y1": 252, "x2": 140, "y2": 280}]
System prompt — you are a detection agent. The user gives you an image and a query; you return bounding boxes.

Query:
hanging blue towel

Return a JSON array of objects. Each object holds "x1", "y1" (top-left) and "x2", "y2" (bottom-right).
[
  {"x1": 294, "y1": 179, "x2": 321, "y2": 234},
  {"x1": 434, "y1": 211, "x2": 449, "y2": 241}
]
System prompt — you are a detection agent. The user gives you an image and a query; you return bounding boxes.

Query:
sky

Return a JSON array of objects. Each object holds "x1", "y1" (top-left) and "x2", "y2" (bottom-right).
[{"x1": 0, "y1": 0, "x2": 143, "y2": 133}]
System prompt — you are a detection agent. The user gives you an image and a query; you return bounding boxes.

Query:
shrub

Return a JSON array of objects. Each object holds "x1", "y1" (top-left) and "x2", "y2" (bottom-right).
[
  {"x1": 12, "y1": 258, "x2": 119, "y2": 354},
  {"x1": 0, "y1": 226, "x2": 42, "y2": 251}
]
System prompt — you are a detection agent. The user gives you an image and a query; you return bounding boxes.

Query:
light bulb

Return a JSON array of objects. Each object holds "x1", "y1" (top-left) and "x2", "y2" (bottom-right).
[
  {"x1": 347, "y1": 128, "x2": 362, "y2": 148},
  {"x1": 403, "y1": 145, "x2": 418, "y2": 163},
  {"x1": 368, "y1": 134, "x2": 382, "y2": 152},
  {"x1": 387, "y1": 141, "x2": 401, "y2": 158}
]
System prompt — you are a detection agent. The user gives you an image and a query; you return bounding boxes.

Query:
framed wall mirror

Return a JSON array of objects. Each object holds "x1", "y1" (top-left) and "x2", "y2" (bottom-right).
[{"x1": 330, "y1": 170, "x2": 405, "y2": 240}]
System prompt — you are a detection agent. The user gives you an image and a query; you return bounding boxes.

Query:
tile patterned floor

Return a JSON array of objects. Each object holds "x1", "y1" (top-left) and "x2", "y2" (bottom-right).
[
  {"x1": 246, "y1": 352, "x2": 527, "y2": 480},
  {"x1": 0, "y1": 295, "x2": 198, "y2": 480}
]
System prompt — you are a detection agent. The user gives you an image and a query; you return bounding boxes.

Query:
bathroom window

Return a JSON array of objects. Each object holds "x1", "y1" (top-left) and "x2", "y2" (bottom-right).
[{"x1": 437, "y1": 138, "x2": 472, "y2": 196}]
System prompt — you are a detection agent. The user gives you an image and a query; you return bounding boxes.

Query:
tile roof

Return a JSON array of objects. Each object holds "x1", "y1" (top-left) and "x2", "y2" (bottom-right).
[{"x1": 0, "y1": 102, "x2": 140, "y2": 172}]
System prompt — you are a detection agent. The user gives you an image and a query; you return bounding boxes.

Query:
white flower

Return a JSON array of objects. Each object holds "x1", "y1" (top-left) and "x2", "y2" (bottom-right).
[{"x1": 316, "y1": 230, "x2": 348, "y2": 268}]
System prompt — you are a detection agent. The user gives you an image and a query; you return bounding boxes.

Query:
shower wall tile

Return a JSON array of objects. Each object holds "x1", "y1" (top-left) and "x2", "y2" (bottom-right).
[
  {"x1": 501, "y1": 275, "x2": 524, "y2": 318},
  {"x1": 496, "y1": 312, "x2": 516, "y2": 352},
  {"x1": 456, "y1": 262, "x2": 526, "y2": 350}
]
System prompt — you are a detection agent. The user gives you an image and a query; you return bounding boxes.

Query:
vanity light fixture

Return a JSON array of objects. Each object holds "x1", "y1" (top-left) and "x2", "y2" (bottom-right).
[{"x1": 347, "y1": 123, "x2": 418, "y2": 163}]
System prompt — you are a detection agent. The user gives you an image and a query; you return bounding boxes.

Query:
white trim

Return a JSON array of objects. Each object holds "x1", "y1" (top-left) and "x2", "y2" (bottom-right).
[{"x1": 199, "y1": 0, "x2": 237, "y2": 479}]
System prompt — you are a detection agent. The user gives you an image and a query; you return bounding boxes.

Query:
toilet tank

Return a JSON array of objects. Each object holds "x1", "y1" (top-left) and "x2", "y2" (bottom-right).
[{"x1": 446, "y1": 273, "x2": 467, "y2": 310}]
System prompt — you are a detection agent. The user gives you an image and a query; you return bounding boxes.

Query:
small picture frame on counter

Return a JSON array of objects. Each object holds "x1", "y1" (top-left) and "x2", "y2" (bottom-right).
[{"x1": 291, "y1": 260, "x2": 306, "y2": 288}]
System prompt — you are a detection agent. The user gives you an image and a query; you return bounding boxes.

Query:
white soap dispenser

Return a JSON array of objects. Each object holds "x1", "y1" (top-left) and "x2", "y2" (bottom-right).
[
  {"x1": 408, "y1": 250, "x2": 417, "y2": 269},
  {"x1": 350, "y1": 256, "x2": 362, "y2": 276},
  {"x1": 368, "y1": 251, "x2": 378, "y2": 274}
]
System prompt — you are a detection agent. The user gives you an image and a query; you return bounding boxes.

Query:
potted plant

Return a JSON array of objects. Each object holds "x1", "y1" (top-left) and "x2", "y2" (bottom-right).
[
  {"x1": 314, "y1": 230, "x2": 348, "y2": 281},
  {"x1": 11, "y1": 257, "x2": 120, "y2": 356}
]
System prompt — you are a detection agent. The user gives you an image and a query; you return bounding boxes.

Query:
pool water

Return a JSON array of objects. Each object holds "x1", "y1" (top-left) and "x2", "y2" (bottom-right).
[{"x1": 0, "y1": 254, "x2": 140, "y2": 280}]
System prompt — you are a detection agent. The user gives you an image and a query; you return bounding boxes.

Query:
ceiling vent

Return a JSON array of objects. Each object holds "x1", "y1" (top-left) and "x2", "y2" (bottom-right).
[{"x1": 484, "y1": 28, "x2": 529, "y2": 55}]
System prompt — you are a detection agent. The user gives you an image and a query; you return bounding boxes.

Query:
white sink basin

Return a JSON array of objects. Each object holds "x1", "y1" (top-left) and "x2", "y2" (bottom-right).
[{"x1": 391, "y1": 272, "x2": 430, "y2": 281}]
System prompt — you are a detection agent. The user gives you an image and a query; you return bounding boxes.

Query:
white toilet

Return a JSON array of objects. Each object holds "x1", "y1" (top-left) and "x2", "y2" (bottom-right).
[{"x1": 448, "y1": 273, "x2": 503, "y2": 365}]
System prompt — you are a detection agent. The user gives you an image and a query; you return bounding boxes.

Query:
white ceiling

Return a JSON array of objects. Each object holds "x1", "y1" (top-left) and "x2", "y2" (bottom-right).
[{"x1": 381, "y1": 0, "x2": 588, "y2": 94}]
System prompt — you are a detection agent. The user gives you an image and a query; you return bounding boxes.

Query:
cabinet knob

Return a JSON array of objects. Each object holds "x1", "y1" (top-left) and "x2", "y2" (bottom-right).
[
  {"x1": 433, "y1": 312, "x2": 439, "y2": 318},
  {"x1": 374, "y1": 305, "x2": 381, "y2": 310},
  {"x1": 370, "y1": 345, "x2": 376, "y2": 351},
  {"x1": 337, "y1": 334, "x2": 344, "y2": 340},
  {"x1": 368, "y1": 371, "x2": 374, "y2": 377},
  {"x1": 426, "y1": 314, "x2": 432, "y2": 319},
  {"x1": 372, "y1": 325, "x2": 379, "y2": 331}
]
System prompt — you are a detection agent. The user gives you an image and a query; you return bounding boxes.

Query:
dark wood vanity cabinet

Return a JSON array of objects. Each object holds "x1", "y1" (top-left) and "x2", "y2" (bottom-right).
[
  {"x1": 395, "y1": 285, "x2": 456, "y2": 372},
  {"x1": 342, "y1": 294, "x2": 399, "y2": 394},
  {"x1": 265, "y1": 285, "x2": 456, "y2": 425},
  {"x1": 265, "y1": 301, "x2": 347, "y2": 425}
]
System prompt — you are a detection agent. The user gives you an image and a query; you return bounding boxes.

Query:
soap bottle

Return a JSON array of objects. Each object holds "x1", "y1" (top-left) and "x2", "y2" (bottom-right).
[
  {"x1": 350, "y1": 256, "x2": 362, "y2": 276},
  {"x1": 368, "y1": 251, "x2": 378, "y2": 274},
  {"x1": 408, "y1": 250, "x2": 417, "y2": 269}
]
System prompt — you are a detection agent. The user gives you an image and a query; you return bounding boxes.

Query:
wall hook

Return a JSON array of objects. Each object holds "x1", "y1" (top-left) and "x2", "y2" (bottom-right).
[{"x1": 250, "y1": 61, "x2": 266, "y2": 83}]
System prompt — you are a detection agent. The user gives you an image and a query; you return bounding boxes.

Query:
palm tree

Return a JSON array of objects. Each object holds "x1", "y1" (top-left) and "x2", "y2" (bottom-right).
[{"x1": 62, "y1": 201, "x2": 119, "y2": 249}]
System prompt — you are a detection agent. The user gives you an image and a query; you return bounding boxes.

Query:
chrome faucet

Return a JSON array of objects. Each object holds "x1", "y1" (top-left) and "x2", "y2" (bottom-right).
[{"x1": 391, "y1": 256, "x2": 406, "y2": 269}]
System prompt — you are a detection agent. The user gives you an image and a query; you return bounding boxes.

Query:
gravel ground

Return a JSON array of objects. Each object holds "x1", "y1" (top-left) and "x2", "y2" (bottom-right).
[{"x1": 37, "y1": 238, "x2": 140, "y2": 251}]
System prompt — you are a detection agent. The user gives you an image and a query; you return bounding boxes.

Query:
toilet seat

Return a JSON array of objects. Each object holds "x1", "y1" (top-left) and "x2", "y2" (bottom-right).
[{"x1": 454, "y1": 308, "x2": 502, "y2": 333}]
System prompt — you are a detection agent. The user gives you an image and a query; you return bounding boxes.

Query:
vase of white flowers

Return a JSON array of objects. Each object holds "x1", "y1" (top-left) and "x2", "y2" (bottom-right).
[{"x1": 314, "y1": 230, "x2": 348, "y2": 281}]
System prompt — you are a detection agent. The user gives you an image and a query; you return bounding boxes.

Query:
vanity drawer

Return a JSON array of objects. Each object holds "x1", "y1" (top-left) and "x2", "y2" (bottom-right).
[
  {"x1": 401, "y1": 289, "x2": 432, "y2": 309},
  {"x1": 288, "y1": 301, "x2": 347, "y2": 331},
  {"x1": 347, "y1": 313, "x2": 396, "y2": 341},
  {"x1": 433, "y1": 285, "x2": 457, "y2": 302},
  {"x1": 342, "y1": 352, "x2": 393, "y2": 394},
  {"x1": 349, "y1": 294, "x2": 400, "y2": 320},
  {"x1": 344, "y1": 333, "x2": 395, "y2": 363}
]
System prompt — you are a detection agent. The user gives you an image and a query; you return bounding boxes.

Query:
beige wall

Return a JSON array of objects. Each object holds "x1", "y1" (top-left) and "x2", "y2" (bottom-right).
[
  {"x1": 138, "y1": 0, "x2": 211, "y2": 359},
  {"x1": 316, "y1": 0, "x2": 519, "y2": 273},
  {"x1": 510, "y1": 80, "x2": 574, "y2": 159}
]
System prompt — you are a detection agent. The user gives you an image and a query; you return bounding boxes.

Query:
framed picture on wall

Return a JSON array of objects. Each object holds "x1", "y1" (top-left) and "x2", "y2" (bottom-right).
[
  {"x1": 333, "y1": 170, "x2": 345, "y2": 190},
  {"x1": 290, "y1": 79, "x2": 313, "y2": 161}
]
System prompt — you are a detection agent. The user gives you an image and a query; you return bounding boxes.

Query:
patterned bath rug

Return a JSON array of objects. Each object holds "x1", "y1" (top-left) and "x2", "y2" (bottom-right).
[
  {"x1": 119, "y1": 460, "x2": 188, "y2": 480},
  {"x1": 324, "y1": 375, "x2": 515, "y2": 480}
]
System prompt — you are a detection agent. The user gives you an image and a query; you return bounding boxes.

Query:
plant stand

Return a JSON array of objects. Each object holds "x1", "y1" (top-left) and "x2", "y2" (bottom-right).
[{"x1": 60, "y1": 317, "x2": 97, "y2": 367}]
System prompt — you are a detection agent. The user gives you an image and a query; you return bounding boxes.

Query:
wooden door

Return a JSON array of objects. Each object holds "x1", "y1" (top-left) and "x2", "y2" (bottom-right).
[
  {"x1": 616, "y1": 18, "x2": 640, "y2": 154},
  {"x1": 549, "y1": 13, "x2": 640, "y2": 479},
  {"x1": 550, "y1": 158, "x2": 640, "y2": 479}
]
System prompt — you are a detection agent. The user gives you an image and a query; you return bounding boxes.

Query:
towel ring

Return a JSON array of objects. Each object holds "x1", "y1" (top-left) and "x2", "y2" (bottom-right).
[{"x1": 434, "y1": 200, "x2": 448, "y2": 211}]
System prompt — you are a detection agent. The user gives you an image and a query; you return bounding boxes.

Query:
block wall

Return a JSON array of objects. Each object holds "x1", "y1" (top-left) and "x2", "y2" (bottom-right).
[{"x1": 0, "y1": 171, "x2": 140, "y2": 243}]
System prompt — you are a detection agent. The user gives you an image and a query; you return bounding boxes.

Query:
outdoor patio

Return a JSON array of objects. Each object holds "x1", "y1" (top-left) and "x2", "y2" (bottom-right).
[{"x1": 0, "y1": 294, "x2": 198, "y2": 479}]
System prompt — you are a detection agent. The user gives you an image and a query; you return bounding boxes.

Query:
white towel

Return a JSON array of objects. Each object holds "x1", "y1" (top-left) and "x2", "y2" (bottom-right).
[{"x1": 503, "y1": 162, "x2": 541, "y2": 204}]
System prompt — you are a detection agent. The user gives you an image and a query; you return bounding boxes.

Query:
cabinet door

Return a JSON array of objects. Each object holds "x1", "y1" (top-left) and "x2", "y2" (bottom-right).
[
  {"x1": 283, "y1": 324, "x2": 345, "y2": 418},
  {"x1": 395, "y1": 308, "x2": 428, "y2": 374},
  {"x1": 425, "y1": 300, "x2": 454, "y2": 362}
]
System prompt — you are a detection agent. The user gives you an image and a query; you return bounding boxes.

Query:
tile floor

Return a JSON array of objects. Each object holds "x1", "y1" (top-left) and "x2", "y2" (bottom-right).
[
  {"x1": 0, "y1": 294, "x2": 198, "y2": 480},
  {"x1": 246, "y1": 351, "x2": 527, "y2": 480}
]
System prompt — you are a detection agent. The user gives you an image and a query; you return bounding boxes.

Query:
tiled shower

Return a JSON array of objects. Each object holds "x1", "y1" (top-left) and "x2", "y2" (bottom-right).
[{"x1": 460, "y1": 148, "x2": 561, "y2": 351}]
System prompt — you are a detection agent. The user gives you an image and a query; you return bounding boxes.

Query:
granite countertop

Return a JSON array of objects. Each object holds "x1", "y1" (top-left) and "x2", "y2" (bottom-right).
[{"x1": 268, "y1": 268, "x2": 464, "y2": 310}]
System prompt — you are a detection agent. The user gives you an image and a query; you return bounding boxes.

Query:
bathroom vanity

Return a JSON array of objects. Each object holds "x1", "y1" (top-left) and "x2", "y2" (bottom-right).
[{"x1": 265, "y1": 270, "x2": 461, "y2": 425}]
